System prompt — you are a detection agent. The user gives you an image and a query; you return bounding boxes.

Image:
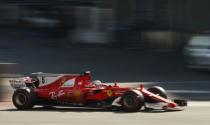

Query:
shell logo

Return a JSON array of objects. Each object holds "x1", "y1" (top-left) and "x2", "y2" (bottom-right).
[
  {"x1": 74, "y1": 90, "x2": 82, "y2": 97},
  {"x1": 74, "y1": 90, "x2": 83, "y2": 101},
  {"x1": 107, "y1": 90, "x2": 113, "y2": 97}
]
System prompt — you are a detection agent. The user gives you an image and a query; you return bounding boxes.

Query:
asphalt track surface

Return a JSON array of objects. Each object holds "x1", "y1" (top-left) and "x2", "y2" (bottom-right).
[{"x1": 0, "y1": 102, "x2": 210, "y2": 125}]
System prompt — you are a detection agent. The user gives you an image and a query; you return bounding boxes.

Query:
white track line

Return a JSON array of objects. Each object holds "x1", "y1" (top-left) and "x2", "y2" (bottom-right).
[
  {"x1": 188, "y1": 101, "x2": 210, "y2": 106},
  {"x1": 167, "y1": 90, "x2": 210, "y2": 94}
]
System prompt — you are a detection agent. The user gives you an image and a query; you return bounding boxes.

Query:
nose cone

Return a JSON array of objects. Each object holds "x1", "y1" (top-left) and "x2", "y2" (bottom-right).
[{"x1": 168, "y1": 102, "x2": 177, "y2": 108}]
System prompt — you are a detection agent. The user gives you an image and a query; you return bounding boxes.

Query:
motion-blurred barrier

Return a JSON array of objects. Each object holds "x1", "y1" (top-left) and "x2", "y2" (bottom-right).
[
  {"x1": 0, "y1": 63, "x2": 20, "y2": 101},
  {"x1": 142, "y1": 32, "x2": 191, "y2": 49}
]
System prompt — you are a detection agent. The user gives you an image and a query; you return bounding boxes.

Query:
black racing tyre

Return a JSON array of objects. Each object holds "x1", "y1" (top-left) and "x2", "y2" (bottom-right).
[
  {"x1": 146, "y1": 86, "x2": 167, "y2": 103},
  {"x1": 12, "y1": 89, "x2": 35, "y2": 110},
  {"x1": 122, "y1": 90, "x2": 144, "y2": 112}
]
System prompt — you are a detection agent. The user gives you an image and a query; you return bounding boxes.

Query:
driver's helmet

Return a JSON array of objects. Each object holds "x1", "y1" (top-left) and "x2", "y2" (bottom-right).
[{"x1": 92, "y1": 80, "x2": 102, "y2": 85}]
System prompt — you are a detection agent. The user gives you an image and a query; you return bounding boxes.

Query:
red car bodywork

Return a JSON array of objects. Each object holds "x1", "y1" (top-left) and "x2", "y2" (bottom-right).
[
  {"x1": 10, "y1": 72, "x2": 187, "y2": 111},
  {"x1": 34, "y1": 74, "x2": 128, "y2": 104}
]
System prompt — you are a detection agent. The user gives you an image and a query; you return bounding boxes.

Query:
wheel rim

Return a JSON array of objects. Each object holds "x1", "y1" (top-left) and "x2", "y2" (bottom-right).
[
  {"x1": 15, "y1": 93, "x2": 27, "y2": 106},
  {"x1": 123, "y1": 95, "x2": 135, "y2": 107}
]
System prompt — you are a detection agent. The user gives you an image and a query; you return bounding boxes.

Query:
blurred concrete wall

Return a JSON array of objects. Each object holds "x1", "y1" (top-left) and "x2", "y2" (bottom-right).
[
  {"x1": 0, "y1": 63, "x2": 19, "y2": 101},
  {"x1": 69, "y1": 6, "x2": 114, "y2": 44},
  {"x1": 0, "y1": 1, "x2": 210, "y2": 49},
  {"x1": 142, "y1": 32, "x2": 191, "y2": 49}
]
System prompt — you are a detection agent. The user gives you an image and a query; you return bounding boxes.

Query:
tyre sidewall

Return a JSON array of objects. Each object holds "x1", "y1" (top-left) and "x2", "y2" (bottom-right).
[
  {"x1": 122, "y1": 91, "x2": 144, "y2": 112},
  {"x1": 146, "y1": 86, "x2": 167, "y2": 103},
  {"x1": 12, "y1": 89, "x2": 35, "y2": 110}
]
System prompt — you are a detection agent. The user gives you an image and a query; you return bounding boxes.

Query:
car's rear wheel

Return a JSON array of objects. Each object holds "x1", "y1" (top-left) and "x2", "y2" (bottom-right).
[
  {"x1": 12, "y1": 89, "x2": 35, "y2": 110},
  {"x1": 122, "y1": 90, "x2": 144, "y2": 112},
  {"x1": 146, "y1": 86, "x2": 167, "y2": 103}
]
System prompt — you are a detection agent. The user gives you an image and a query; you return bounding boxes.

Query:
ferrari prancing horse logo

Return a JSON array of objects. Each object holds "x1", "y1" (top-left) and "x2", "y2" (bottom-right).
[{"x1": 107, "y1": 90, "x2": 112, "y2": 96}]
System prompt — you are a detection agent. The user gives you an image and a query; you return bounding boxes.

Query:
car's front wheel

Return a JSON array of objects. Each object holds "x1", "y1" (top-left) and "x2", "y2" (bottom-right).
[
  {"x1": 121, "y1": 90, "x2": 144, "y2": 112},
  {"x1": 146, "y1": 86, "x2": 167, "y2": 103}
]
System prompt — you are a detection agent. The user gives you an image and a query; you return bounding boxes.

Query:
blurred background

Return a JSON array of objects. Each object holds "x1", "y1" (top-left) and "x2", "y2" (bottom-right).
[{"x1": 0, "y1": 0, "x2": 210, "y2": 101}]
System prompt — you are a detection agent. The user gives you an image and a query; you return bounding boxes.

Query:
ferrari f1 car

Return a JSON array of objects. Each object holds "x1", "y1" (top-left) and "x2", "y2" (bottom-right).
[{"x1": 10, "y1": 71, "x2": 187, "y2": 112}]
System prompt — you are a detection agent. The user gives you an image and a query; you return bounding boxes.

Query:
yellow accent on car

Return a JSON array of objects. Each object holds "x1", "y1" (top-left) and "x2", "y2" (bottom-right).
[
  {"x1": 66, "y1": 91, "x2": 73, "y2": 97},
  {"x1": 107, "y1": 90, "x2": 113, "y2": 96}
]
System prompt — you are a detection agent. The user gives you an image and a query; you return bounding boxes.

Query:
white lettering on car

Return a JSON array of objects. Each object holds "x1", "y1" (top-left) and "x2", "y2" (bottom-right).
[{"x1": 49, "y1": 90, "x2": 65, "y2": 100}]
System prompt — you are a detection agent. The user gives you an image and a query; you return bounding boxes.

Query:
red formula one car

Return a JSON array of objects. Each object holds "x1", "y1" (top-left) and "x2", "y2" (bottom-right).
[{"x1": 10, "y1": 71, "x2": 187, "y2": 112}]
